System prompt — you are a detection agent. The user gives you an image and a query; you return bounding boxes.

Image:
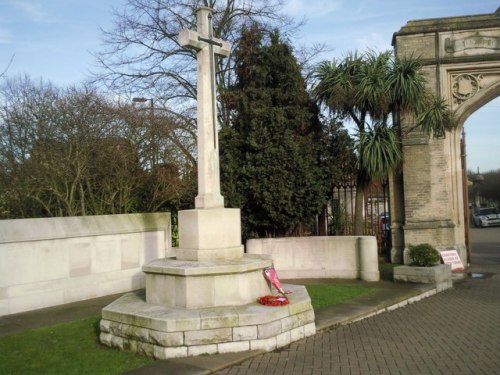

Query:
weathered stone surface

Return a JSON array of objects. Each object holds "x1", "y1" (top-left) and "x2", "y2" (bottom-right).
[
  {"x1": 184, "y1": 327, "x2": 233, "y2": 345},
  {"x1": 100, "y1": 319, "x2": 111, "y2": 333},
  {"x1": 276, "y1": 331, "x2": 291, "y2": 348},
  {"x1": 154, "y1": 345, "x2": 188, "y2": 360},
  {"x1": 123, "y1": 324, "x2": 150, "y2": 341},
  {"x1": 100, "y1": 283, "x2": 316, "y2": 359},
  {"x1": 163, "y1": 310, "x2": 202, "y2": 332},
  {"x1": 299, "y1": 309, "x2": 316, "y2": 325},
  {"x1": 217, "y1": 340, "x2": 250, "y2": 354},
  {"x1": 257, "y1": 320, "x2": 282, "y2": 339},
  {"x1": 281, "y1": 314, "x2": 299, "y2": 332},
  {"x1": 233, "y1": 325, "x2": 258, "y2": 341},
  {"x1": 304, "y1": 322, "x2": 316, "y2": 337},
  {"x1": 250, "y1": 337, "x2": 277, "y2": 351},
  {"x1": 290, "y1": 326, "x2": 305, "y2": 342},
  {"x1": 188, "y1": 344, "x2": 218, "y2": 357},
  {"x1": 101, "y1": 332, "x2": 124, "y2": 349},
  {"x1": 127, "y1": 339, "x2": 155, "y2": 357},
  {"x1": 149, "y1": 330, "x2": 183, "y2": 346},
  {"x1": 238, "y1": 304, "x2": 289, "y2": 326}
]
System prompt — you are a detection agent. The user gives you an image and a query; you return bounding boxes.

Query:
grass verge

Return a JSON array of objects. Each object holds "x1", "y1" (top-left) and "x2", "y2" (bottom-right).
[
  {"x1": 305, "y1": 284, "x2": 378, "y2": 310},
  {"x1": 0, "y1": 317, "x2": 153, "y2": 375}
]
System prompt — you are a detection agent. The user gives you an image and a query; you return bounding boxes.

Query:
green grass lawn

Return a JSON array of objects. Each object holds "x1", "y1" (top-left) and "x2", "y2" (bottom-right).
[
  {"x1": 0, "y1": 283, "x2": 378, "y2": 374},
  {"x1": 305, "y1": 284, "x2": 378, "y2": 310},
  {"x1": 0, "y1": 317, "x2": 154, "y2": 375}
]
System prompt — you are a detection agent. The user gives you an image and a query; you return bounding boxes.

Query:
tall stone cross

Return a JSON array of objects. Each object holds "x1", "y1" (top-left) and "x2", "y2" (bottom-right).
[{"x1": 179, "y1": 7, "x2": 231, "y2": 209}]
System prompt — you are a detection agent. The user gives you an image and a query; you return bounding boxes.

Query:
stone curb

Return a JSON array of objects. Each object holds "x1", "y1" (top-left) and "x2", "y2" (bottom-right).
[{"x1": 316, "y1": 283, "x2": 438, "y2": 332}]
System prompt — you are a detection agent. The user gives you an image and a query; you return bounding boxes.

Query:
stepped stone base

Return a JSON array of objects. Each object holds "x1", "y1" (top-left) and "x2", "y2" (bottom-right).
[{"x1": 100, "y1": 284, "x2": 316, "y2": 359}]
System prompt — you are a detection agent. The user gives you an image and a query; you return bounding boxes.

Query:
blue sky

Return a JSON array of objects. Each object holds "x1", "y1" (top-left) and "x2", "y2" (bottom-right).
[{"x1": 0, "y1": 0, "x2": 498, "y2": 172}]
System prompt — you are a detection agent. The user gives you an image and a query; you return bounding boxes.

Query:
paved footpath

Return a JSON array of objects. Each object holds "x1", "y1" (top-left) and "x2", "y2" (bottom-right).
[{"x1": 215, "y1": 262, "x2": 500, "y2": 375}]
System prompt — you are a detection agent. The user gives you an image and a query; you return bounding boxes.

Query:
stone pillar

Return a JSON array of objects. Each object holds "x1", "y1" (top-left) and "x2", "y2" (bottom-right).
[{"x1": 358, "y1": 236, "x2": 380, "y2": 281}]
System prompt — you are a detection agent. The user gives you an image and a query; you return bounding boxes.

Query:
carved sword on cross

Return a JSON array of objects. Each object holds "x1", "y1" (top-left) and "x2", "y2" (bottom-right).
[{"x1": 179, "y1": 7, "x2": 231, "y2": 209}]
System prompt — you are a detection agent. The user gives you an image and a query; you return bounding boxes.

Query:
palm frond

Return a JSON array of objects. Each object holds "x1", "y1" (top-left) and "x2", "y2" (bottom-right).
[
  {"x1": 356, "y1": 50, "x2": 392, "y2": 121},
  {"x1": 417, "y1": 95, "x2": 454, "y2": 138},
  {"x1": 358, "y1": 122, "x2": 402, "y2": 179},
  {"x1": 389, "y1": 56, "x2": 427, "y2": 111}
]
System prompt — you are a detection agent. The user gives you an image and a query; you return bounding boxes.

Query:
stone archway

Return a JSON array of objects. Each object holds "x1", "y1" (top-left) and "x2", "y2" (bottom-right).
[{"x1": 390, "y1": 8, "x2": 500, "y2": 265}]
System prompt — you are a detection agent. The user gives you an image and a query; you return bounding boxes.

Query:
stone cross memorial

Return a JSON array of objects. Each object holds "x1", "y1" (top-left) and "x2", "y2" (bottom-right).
[
  {"x1": 179, "y1": 7, "x2": 230, "y2": 209},
  {"x1": 99, "y1": 7, "x2": 316, "y2": 360},
  {"x1": 176, "y1": 7, "x2": 242, "y2": 262}
]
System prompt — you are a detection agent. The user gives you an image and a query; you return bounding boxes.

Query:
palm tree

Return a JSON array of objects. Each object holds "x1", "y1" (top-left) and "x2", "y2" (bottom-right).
[{"x1": 313, "y1": 50, "x2": 453, "y2": 235}]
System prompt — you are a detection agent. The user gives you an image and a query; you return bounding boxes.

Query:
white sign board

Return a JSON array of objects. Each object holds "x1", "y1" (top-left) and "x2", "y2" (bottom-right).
[{"x1": 439, "y1": 250, "x2": 464, "y2": 272}]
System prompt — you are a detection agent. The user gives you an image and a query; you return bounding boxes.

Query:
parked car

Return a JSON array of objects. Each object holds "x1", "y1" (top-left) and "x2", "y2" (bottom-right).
[{"x1": 472, "y1": 207, "x2": 500, "y2": 228}]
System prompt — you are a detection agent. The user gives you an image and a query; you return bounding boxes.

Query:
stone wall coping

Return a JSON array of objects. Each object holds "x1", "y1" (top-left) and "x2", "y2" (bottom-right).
[
  {"x1": 247, "y1": 235, "x2": 374, "y2": 244},
  {"x1": 0, "y1": 213, "x2": 170, "y2": 243},
  {"x1": 393, "y1": 10, "x2": 500, "y2": 37}
]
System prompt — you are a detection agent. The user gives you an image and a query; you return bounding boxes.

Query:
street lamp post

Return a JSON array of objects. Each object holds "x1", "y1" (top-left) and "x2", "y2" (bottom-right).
[
  {"x1": 132, "y1": 97, "x2": 157, "y2": 168},
  {"x1": 132, "y1": 97, "x2": 153, "y2": 109}
]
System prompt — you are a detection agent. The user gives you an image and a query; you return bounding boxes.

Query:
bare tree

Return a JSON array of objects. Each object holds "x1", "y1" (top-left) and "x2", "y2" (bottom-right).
[
  {"x1": 0, "y1": 75, "x2": 198, "y2": 218},
  {"x1": 91, "y1": 1, "x2": 329, "y2": 192},
  {"x1": 92, "y1": 0, "x2": 300, "y2": 113}
]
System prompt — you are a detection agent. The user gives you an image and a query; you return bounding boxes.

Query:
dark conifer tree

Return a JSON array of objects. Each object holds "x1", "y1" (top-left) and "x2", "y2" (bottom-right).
[{"x1": 220, "y1": 24, "x2": 326, "y2": 238}]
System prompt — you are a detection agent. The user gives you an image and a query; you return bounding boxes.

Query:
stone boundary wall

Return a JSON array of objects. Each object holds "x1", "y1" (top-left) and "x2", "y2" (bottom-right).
[
  {"x1": 246, "y1": 236, "x2": 379, "y2": 281},
  {"x1": 0, "y1": 213, "x2": 171, "y2": 316}
]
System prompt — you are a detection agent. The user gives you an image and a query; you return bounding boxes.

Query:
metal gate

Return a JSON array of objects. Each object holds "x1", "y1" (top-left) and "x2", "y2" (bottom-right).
[{"x1": 327, "y1": 178, "x2": 391, "y2": 257}]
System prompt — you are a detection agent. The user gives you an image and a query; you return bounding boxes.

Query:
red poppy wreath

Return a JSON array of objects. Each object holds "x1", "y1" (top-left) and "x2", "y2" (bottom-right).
[{"x1": 257, "y1": 295, "x2": 289, "y2": 306}]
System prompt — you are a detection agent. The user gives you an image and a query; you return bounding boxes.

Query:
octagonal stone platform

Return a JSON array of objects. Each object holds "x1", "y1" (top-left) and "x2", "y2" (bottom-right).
[
  {"x1": 143, "y1": 255, "x2": 273, "y2": 308},
  {"x1": 100, "y1": 283, "x2": 316, "y2": 359}
]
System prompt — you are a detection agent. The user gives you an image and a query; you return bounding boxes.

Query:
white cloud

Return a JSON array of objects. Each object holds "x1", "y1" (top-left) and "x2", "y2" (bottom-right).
[{"x1": 13, "y1": 0, "x2": 49, "y2": 22}]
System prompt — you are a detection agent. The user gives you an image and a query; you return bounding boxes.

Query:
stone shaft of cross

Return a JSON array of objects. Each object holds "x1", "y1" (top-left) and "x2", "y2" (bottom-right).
[{"x1": 179, "y1": 7, "x2": 231, "y2": 209}]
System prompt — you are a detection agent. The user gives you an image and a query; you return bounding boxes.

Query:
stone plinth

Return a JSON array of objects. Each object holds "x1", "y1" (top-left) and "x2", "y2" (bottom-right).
[
  {"x1": 177, "y1": 208, "x2": 243, "y2": 261},
  {"x1": 100, "y1": 284, "x2": 316, "y2": 359},
  {"x1": 143, "y1": 255, "x2": 273, "y2": 308}
]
